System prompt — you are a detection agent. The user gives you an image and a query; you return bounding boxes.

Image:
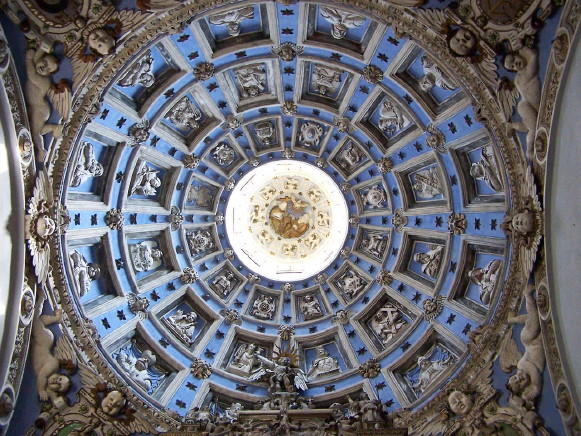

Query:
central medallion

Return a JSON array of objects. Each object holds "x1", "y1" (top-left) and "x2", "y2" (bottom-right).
[{"x1": 226, "y1": 160, "x2": 349, "y2": 282}]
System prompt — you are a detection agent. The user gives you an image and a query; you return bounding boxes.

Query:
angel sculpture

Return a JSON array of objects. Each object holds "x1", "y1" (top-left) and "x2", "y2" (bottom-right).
[
  {"x1": 31, "y1": 293, "x2": 76, "y2": 404},
  {"x1": 118, "y1": 51, "x2": 155, "y2": 88},
  {"x1": 500, "y1": 285, "x2": 545, "y2": 408},
  {"x1": 26, "y1": 171, "x2": 61, "y2": 284},
  {"x1": 319, "y1": 7, "x2": 366, "y2": 40},
  {"x1": 249, "y1": 354, "x2": 308, "y2": 394},
  {"x1": 25, "y1": 47, "x2": 71, "y2": 161},
  {"x1": 503, "y1": 47, "x2": 541, "y2": 160}
]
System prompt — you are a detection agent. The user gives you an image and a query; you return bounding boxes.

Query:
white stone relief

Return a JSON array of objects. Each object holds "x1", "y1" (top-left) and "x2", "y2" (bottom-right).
[
  {"x1": 419, "y1": 55, "x2": 458, "y2": 92},
  {"x1": 167, "y1": 97, "x2": 202, "y2": 131},
  {"x1": 470, "y1": 145, "x2": 503, "y2": 192},
  {"x1": 254, "y1": 121, "x2": 274, "y2": 145},
  {"x1": 338, "y1": 270, "x2": 365, "y2": 298},
  {"x1": 211, "y1": 270, "x2": 236, "y2": 297},
  {"x1": 187, "y1": 185, "x2": 214, "y2": 207},
  {"x1": 130, "y1": 241, "x2": 163, "y2": 272},
  {"x1": 115, "y1": 346, "x2": 159, "y2": 394},
  {"x1": 336, "y1": 142, "x2": 365, "y2": 172},
  {"x1": 307, "y1": 346, "x2": 341, "y2": 378},
  {"x1": 212, "y1": 143, "x2": 236, "y2": 166},
  {"x1": 188, "y1": 230, "x2": 214, "y2": 254},
  {"x1": 130, "y1": 161, "x2": 161, "y2": 196},
  {"x1": 70, "y1": 142, "x2": 104, "y2": 187},
  {"x1": 162, "y1": 309, "x2": 198, "y2": 346},
  {"x1": 319, "y1": 7, "x2": 366, "y2": 40},
  {"x1": 414, "y1": 245, "x2": 444, "y2": 279},
  {"x1": 299, "y1": 122, "x2": 324, "y2": 148},
  {"x1": 378, "y1": 98, "x2": 406, "y2": 134},
  {"x1": 118, "y1": 50, "x2": 155, "y2": 88},
  {"x1": 371, "y1": 303, "x2": 407, "y2": 344},
  {"x1": 227, "y1": 343, "x2": 261, "y2": 377},
  {"x1": 299, "y1": 294, "x2": 324, "y2": 320},
  {"x1": 234, "y1": 64, "x2": 266, "y2": 98},
  {"x1": 468, "y1": 259, "x2": 502, "y2": 305},
  {"x1": 208, "y1": 6, "x2": 255, "y2": 37},
  {"x1": 412, "y1": 168, "x2": 442, "y2": 199},
  {"x1": 410, "y1": 349, "x2": 454, "y2": 394},
  {"x1": 312, "y1": 64, "x2": 342, "y2": 96},
  {"x1": 361, "y1": 185, "x2": 387, "y2": 209},
  {"x1": 69, "y1": 250, "x2": 101, "y2": 297},
  {"x1": 251, "y1": 294, "x2": 276, "y2": 320}
]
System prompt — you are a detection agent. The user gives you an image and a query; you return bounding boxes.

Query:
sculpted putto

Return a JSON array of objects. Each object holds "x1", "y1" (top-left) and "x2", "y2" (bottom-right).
[
  {"x1": 312, "y1": 64, "x2": 342, "y2": 96},
  {"x1": 25, "y1": 48, "x2": 70, "y2": 161},
  {"x1": 319, "y1": 7, "x2": 366, "y2": 39},
  {"x1": 371, "y1": 303, "x2": 407, "y2": 344},
  {"x1": 70, "y1": 142, "x2": 104, "y2": 187},
  {"x1": 163, "y1": 309, "x2": 198, "y2": 345},
  {"x1": 378, "y1": 98, "x2": 405, "y2": 134},
  {"x1": 414, "y1": 245, "x2": 444, "y2": 279},
  {"x1": 234, "y1": 64, "x2": 266, "y2": 98},
  {"x1": 115, "y1": 346, "x2": 159, "y2": 394},
  {"x1": 130, "y1": 241, "x2": 163, "y2": 272},
  {"x1": 208, "y1": 6, "x2": 255, "y2": 37},
  {"x1": 131, "y1": 161, "x2": 161, "y2": 196},
  {"x1": 300, "y1": 294, "x2": 323, "y2": 320},
  {"x1": 410, "y1": 349, "x2": 454, "y2": 393},
  {"x1": 228, "y1": 343, "x2": 261, "y2": 376},
  {"x1": 307, "y1": 346, "x2": 340, "y2": 378},
  {"x1": 504, "y1": 47, "x2": 541, "y2": 159}
]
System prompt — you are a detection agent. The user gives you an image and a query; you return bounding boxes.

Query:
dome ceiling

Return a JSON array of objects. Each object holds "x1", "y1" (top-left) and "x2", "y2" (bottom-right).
[{"x1": 2, "y1": 0, "x2": 577, "y2": 434}]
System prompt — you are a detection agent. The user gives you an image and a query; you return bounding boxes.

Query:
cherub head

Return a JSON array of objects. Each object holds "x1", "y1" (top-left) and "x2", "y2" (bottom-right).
[
  {"x1": 227, "y1": 22, "x2": 241, "y2": 37},
  {"x1": 36, "y1": 214, "x2": 56, "y2": 238},
  {"x1": 88, "y1": 28, "x2": 116, "y2": 56},
  {"x1": 47, "y1": 373, "x2": 71, "y2": 394},
  {"x1": 448, "y1": 390, "x2": 473, "y2": 415},
  {"x1": 470, "y1": 162, "x2": 486, "y2": 180},
  {"x1": 504, "y1": 53, "x2": 527, "y2": 72},
  {"x1": 414, "y1": 252, "x2": 429, "y2": 265},
  {"x1": 101, "y1": 390, "x2": 127, "y2": 416},
  {"x1": 447, "y1": 27, "x2": 477, "y2": 57},
  {"x1": 511, "y1": 211, "x2": 534, "y2": 234},
  {"x1": 507, "y1": 369, "x2": 531, "y2": 394},
  {"x1": 35, "y1": 54, "x2": 59, "y2": 76},
  {"x1": 135, "y1": 350, "x2": 156, "y2": 371},
  {"x1": 315, "y1": 347, "x2": 328, "y2": 357}
]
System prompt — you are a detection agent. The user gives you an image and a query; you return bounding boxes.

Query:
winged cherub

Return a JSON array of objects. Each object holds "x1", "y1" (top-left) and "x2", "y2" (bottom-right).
[{"x1": 25, "y1": 47, "x2": 71, "y2": 161}]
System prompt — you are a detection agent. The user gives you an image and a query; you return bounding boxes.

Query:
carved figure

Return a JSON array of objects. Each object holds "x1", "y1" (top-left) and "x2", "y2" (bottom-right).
[
  {"x1": 470, "y1": 145, "x2": 503, "y2": 192},
  {"x1": 319, "y1": 7, "x2": 366, "y2": 39},
  {"x1": 228, "y1": 343, "x2": 260, "y2": 376},
  {"x1": 419, "y1": 55, "x2": 458, "y2": 92},
  {"x1": 448, "y1": 390, "x2": 473, "y2": 416},
  {"x1": 336, "y1": 142, "x2": 364, "y2": 171},
  {"x1": 500, "y1": 285, "x2": 545, "y2": 407},
  {"x1": 504, "y1": 47, "x2": 541, "y2": 160},
  {"x1": 304, "y1": 233, "x2": 321, "y2": 250},
  {"x1": 269, "y1": 196, "x2": 311, "y2": 239},
  {"x1": 69, "y1": 250, "x2": 101, "y2": 297},
  {"x1": 212, "y1": 143, "x2": 236, "y2": 166},
  {"x1": 212, "y1": 270, "x2": 235, "y2": 297},
  {"x1": 378, "y1": 98, "x2": 405, "y2": 134},
  {"x1": 271, "y1": 42, "x2": 304, "y2": 62},
  {"x1": 188, "y1": 230, "x2": 214, "y2": 254},
  {"x1": 300, "y1": 294, "x2": 323, "y2": 320},
  {"x1": 88, "y1": 28, "x2": 116, "y2": 56},
  {"x1": 234, "y1": 64, "x2": 266, "y2": 98},
  {"x1": 360, "y1": 233, "x2": 385, "y2": 258},
  {"x1": 250, "y1": 354, "x2": 308, "y2": 394},
  {"x1": 128, "y1": 120, "x2": 150, "y2": 145},
  {"x1": 447, "y1": 27, "x2": 477, "y2": 57},
  {"x1": 130, "y1": 241, "x2": 163, "y2": 272},
  {"x1": 468, "y1": 259, "x2": 502, "y2": 305},
  {"x1": 410, "y1": 350, "x2": 454, "y2": 393},
  {"x1": 251, "y1": 294, "x2": 276, "y2": 320},
  {"x1": 307, "y1": 347, "x2": 340, "y2": 378},
  {"x1": 339, "y1": 270, "x2": 365, "y2": 298},
  {"x1": 70, "y1": 142, "x2": 104, "y2": 187},
  {"x1": 299, "y1": 122, "x2": 324, "y2": 148},
  {"x1": 31, "y1": 303, "x2": 75, "y2": 403},
  {"x1": 371, "y1": 303, "x2": 407, "y2": 344},
  {"x1": 118, "y1": 51, "x2": 155, "y2": 87},
  {"x1": 208, "y1": 6, "x2": 255, "y2": 37},
  {"x1": 361, "y1": 185, "x2": 387, "y2": 209},
  {"x1": 130, "y1": 161, "x2": 161, "y2": 196},
  {"x1": 413, "y1": 168, "x2": 442, "y2": 199},
  {"x1": 164, "y1": 309, "x2": 198, "y2": 345},
  {"x1": 317, "y1": 211, "x2": 330, "y2": 227},
  {"x1": 312, "y1": 64, "x2": 342, "y2": 95},
  {"x1": 25, "y1": 48, "x2": 71, "y2": 161},
  {"x1": 187, "y1": 185, "x2": 214, "y2": 207},
  {"x1": 414, "y1": 245, "x2": 444, "y2": 279},
  {"x1": 254, "y1": 121, "x2": 274, "y2": 145},
  {"x1": 258, "y1": 229, "x2": 274, "y2": 245},
  {"x1": 167, "y1": 97, "x2": 202, "y2": 130},
  {"x1": 115, "y1": 347, "x2": 159, "y2": 393}
]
